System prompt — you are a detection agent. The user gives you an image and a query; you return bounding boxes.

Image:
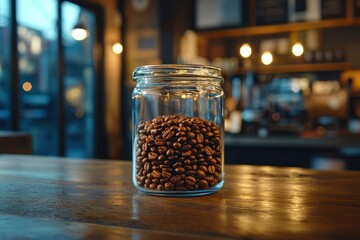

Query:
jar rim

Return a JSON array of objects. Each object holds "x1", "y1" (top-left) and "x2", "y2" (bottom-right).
[{"x1": 133, "y1": 64, "x2": 224, "y2": 83}]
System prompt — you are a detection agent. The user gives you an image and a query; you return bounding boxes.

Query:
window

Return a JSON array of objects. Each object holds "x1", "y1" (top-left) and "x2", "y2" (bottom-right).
[
  {"x1": 0, "y1": 0, "x2": 10, "y2": 130},
  {"x1": 62, "y1": 2, "x2": 96, "y2": 157},
  {"x1": 0, "y1": 0, "x2": 105, "y2": 158},
  {"x1": 17, "y1": 0, "x2": 59, "y2": 155}
]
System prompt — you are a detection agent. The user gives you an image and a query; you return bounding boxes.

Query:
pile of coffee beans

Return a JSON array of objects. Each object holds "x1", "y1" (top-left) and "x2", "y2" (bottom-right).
[{"x1": 134, "y1": 114, "x2": 223, "y2": 191}]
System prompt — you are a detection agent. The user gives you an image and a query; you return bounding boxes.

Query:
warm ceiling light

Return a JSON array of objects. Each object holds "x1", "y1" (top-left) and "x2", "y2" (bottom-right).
[
  {"x1": 71, "y1": 23, "x2": 88, "y2": 41},
  {"x1": 292, "y1": 42, "x2": 304, "y2": 57},
  {"x1": 239, "y1": 43, "x2": 252, "y2": 58},
  {"x1": 112, "y1": 42, "x2": 123, "y2": 55},
  {"x1": 261, "y1": 51, "x2": 273, "y2": 65},
  {"x1": 22, "y1": 82, "x2": 32, "y2": 92}
]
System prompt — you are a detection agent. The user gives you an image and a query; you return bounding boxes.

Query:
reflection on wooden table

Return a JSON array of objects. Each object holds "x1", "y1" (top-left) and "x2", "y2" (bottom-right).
[{"x1": 0, "y1": 154, "x2": 360, "y2": 239}]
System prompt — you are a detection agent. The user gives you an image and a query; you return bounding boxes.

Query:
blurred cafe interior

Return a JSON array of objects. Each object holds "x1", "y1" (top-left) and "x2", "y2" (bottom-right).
[{"x1": 1, "y1": 0, "x2": 360, "y2": 170}]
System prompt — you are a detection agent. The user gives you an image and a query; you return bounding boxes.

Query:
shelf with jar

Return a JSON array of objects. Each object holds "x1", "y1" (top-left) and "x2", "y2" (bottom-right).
[
  {"x1": 229, "y1": 38, "x2": 353, "y2": 75},
  {"x1": 197, "y1": 17, "x2": 360, "y2": 39},
  {"x1": 195, "y1": 0, "x2": 360, "y2": 39},
  {"x1": 194, "y1": 0, "x2": 360, "y2": 77},
  {"x1": 236, "y1": 62, "x2": 353, "y2": 74}
]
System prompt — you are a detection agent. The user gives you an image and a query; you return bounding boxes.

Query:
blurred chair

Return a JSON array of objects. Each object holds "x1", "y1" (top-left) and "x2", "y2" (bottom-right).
[{"x1": 0, "y1": 131, "x2": 32, "y2": 154}]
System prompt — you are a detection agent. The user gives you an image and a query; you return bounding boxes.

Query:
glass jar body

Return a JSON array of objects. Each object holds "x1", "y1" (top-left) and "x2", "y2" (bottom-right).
[{"x1": 132, "y1": 65, "x2": 224, "y2": 196}]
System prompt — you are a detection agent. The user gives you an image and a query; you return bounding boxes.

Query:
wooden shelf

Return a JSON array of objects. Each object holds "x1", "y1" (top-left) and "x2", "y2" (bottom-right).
[
  {"x1": 349, "y1": 90, "x2": 360, "y2": 97},
  {"x1": 197, "y1": 18, "x2": 360, "y2": 39},
  {"x1": 235, "y1": 62, "x2": 353, "y2": 74}
]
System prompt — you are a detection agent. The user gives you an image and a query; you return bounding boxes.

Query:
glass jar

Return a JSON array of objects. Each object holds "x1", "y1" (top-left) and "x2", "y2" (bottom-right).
[{"x1": 132, "y1": 64, "x2": 224, "y2": 196}]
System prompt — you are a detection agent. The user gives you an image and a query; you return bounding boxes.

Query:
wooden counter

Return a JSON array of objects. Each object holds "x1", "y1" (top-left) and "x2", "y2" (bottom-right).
[
  {"x1": 225, "y1": 134, "x2": 360, "y2": 169},
  {"x1": 1, "y1": 154, "x2": 360, "y2": 239}
]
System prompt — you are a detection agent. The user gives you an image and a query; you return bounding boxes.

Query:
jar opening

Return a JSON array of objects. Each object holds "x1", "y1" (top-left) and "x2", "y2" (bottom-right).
[{"x1": 133, "y1": 64, "x2": 224, "y2": 83}]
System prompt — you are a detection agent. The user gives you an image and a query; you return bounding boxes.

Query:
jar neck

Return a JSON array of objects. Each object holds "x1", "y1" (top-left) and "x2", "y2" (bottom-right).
[
  {"x1": 136, "y1": 77, "x2": 222, "y2": 88},
  {"x1": 133, "y1": 64, "x2": 224, "y2": 86}
]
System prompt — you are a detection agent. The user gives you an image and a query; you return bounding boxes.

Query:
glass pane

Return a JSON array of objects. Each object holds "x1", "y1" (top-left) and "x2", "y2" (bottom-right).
[
  {"x1": 62, "y1": 2, "x2": 96, "y2": 158},
  {"x1": 17, "y1": 0, "x2": 59, "y2": 155},
  {"x1": 0, "y1": 0, "x2": 11, "y2": 130}
]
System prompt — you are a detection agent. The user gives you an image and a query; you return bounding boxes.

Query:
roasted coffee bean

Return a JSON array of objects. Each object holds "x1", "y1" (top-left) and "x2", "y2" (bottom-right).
[
  {"x1": 198, "y1": 180, "x2": 208, "y2": 188},
  {"x1": 155, "y1": 139, "x2": 166, "y2": 146},
  {"x1": 157, "y1": 145, "x2": 167, "y2": 154},
  {"x1": 138, "y1": 122, "x2": 145, "y2": 129},
  {"x1": 204, "y1": 175, "x2": 214, "y2": 182},
  {"x1": 175, "y1": 167, "x2": 186, "y2": 174},
  {"x1": 135, "y1": 114, "x2": 223, "y2": 192},
  {"x1": 148, "y1": 152, "x2": 158, "y2": 160},
  {"x1": 208, "y1": 165, "x2": 216, "y2": 174},
  {"x1": 196, "y1": 170, "x2": 206, "y2": 179},
  {"x1": 170, "y1": 126, "x2": 178, "y2": 131},
  {"x1": 144, "y1": 162, "x2": 150, "y2": 172},
  {"x1": 181, "y1": 144, "x2": 192, "y2": 151},
  {"x1": 185, "y1": 176, "x2": 196, "y2": 186},
  {"x1": 177, "y1": 136, "x2": 187, "y2": 142},
  {"x1": 149, "y1": 183, "x2": 157, "y2": 189},
  {"x1": 151, "y1": 170, "x2": 161, "y2": 179},
  {"x1": 142, "y1": 143, "x2": 148, "y2": 151},
  {"x1": 185, "y1": 170, "x2": 196, "y2": 176},
  {"x1": 158, "y1": 154, "x2": 166, "y2": 161},
  {"x1": 165, "y1": 182, "x2": 175, "y2": 190},
  {"x1": 196, "y1": 133, "x2": 204, "y2": 143},
  {"x1": 161, "y1": 122, "x2": 170, "y2": 128},
  {"x1": 173, "y1": 142, "x2": 182, "y2": 149},
  {"x1": 146, "y1": 136, "x2": 154, "y2": 143},
  {"x1": 168, "y1": 119, "x2": 177, "y2": 125},
  {"x1": 153, "y1": 117, "x2": 163, "y2": 123},
  {"x1": 162, "y1": 129, "x2": 175, "y2": 140},
  {"x1": 182, "y1": 150, "x2": 192, "y2": 157},
  {"x1": 176, "y1": 131, "x2": 186, "y2": 137},
  {"x1": 170, "y1": 175, "x2": 182, "y2": 183},
  {"x1": 169, "y1": 155, "x2": 179, "y2": 160},
  {"x1": 178, "y1": 126, "x2": 187, "y2": 132},
  {"x1": 184, "y1": 165, "x2": 192, "y2": 171},
  {"x1": 191, "y1": 148, "x2": 198, "y2": 155},
  {"x1": 162, "y1": 171, "x2": 172, "y2": 179},
  {"x1": 199, "y1": 165, "x2": 207, "y2": 173},
  {"x1": 150, "y1": 129, "x2": 158, "y2": 136},
  {"x1": 189, "y1": 139, "x2": 197, "y2": 145},
  {"x1": 184, "y1": 159, "x2": 191, "y2": 165},
  {"x1": 186, "y1": 132, "x2": 195, "y2": 139},
  {"x1": 157, "y1": 184, "x2": 165, "y2": 190},
  {"x1": 145, "y1": 179, "x2": 151, "y2": 185},
  {"x1": 173, "y1": 162, "x2": 182, "y2": 168},
  {"x1": 166, "y1": 148, "x2": 175, "y2": 156},
  {"x1": 204, "y1": 146, "x2": 213, "y2": 156},
  {"x1": 195, "y1": 144, "x2": 203, "y2": 150}
]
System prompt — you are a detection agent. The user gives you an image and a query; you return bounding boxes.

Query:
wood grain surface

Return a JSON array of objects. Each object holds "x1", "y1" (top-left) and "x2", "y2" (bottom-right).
[{"x1": 1, "y1": 154, "x2": 360, "y2": 239}]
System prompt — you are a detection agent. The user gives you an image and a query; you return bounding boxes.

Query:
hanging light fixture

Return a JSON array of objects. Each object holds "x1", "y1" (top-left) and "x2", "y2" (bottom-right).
[
  {"x1": 239, "y1": 43, "x2": 252, "y2": 58},
  {"x1": 112, "y1": 42, "x2": 123, "y2": 55},
  {"x1": 71, "y1": 22, "x2": 88, "y2": 41},
  {"x1": 261, "y1": 51, "x2": 273, "y2": 65},
  {"x1": 292, "y1": 42, "x2": 304, "y2": 57}
]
